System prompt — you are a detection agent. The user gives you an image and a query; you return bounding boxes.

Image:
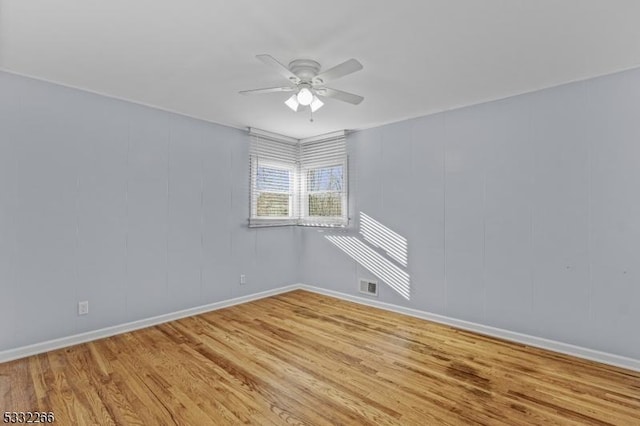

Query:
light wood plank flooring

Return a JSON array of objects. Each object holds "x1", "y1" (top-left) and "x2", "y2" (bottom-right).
[{"x1": 1, "y1": 290, "x2": 639, "y2": 425}]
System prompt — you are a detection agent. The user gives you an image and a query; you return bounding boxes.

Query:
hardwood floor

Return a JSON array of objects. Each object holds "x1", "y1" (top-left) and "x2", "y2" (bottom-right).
[{"x1": 1, "y1": 290, "x2": 639, "y2": 425}]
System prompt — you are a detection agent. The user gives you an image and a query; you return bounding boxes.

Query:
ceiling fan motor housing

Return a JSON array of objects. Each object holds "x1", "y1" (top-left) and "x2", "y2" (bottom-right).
[{"x1": 288, "y1": 59, "x2": 321, "y2": 82}]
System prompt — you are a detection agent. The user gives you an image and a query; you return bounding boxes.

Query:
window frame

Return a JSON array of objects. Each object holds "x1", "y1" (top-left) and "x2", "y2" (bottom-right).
[
  {"x1": 301, "y1": 160, "x2": 348, "y2": 226},
  {"x1": 250, "y1": 157, "x2": 298, "y2": 224},
  {"x1": 248, "y1": 128, "x2": 348, "y2": 228}
]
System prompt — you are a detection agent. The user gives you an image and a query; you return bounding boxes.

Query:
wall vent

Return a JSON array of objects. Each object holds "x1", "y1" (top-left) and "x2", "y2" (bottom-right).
[{"x1": 359, "y1": 278, "x2": 378, "y2": 296}]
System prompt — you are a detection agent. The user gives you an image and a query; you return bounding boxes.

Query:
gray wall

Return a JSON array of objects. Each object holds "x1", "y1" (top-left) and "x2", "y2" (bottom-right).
[
  {"x1": 3, "y1": 66, "x2": 640, "y2": 362},
  {"x1": 301, "y1": 67, "x2": 640, "y2": 360},
  {"x1": 0, "y1": 71, "x2": 298, "y2": 352}
]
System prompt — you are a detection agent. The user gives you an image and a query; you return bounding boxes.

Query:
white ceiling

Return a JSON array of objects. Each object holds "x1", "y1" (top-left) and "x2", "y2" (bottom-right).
[{"x1": 1, "y1": 1, "x2": 640, "y2": 139}]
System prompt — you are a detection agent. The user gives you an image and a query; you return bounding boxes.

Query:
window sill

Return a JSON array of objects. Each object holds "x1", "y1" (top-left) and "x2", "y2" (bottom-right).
[{"x1": 248, "y1": 219, "x2": 348, "y2": 229}]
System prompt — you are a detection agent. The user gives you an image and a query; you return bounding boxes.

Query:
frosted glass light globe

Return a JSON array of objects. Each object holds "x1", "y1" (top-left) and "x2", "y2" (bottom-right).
[{"x1": 296, "y1": 88, "x2": 314, "y2": 106}]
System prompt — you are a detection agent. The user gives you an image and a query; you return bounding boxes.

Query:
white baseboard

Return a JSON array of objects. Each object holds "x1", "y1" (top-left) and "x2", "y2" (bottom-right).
[
  {"x1": 0, "y1": 285, "x2": 299, "y2": 364},
  {"x1": 299, "y1": 284, "x2": 640, "y2": 373},
  {"x1": 3, "y1": 283, "x2": 639, "y2": 373}
]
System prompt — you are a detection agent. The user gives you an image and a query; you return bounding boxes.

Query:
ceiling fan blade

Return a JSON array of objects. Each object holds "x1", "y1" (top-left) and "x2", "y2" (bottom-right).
[
  {"x1": 239, "y1": 86, "x2": 295, "y2": 95},
  {"x1": 313, "y1": 59, "x2": 363, "y2": 84},
  {"x1": 256, "y1": 54, "x2": 300, "y2": 83},
  {"x1": 316, "y1": 87, "x2": 364, "y2": 105}
]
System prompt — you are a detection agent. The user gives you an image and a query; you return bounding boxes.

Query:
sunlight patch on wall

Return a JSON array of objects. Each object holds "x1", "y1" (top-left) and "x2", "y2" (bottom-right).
[
  {"x1": 326, "y1": 235, "x2": 410, "y2": 300},
  {"x1": 359, "y1": 212, "x2": 408, "y2": 267}
]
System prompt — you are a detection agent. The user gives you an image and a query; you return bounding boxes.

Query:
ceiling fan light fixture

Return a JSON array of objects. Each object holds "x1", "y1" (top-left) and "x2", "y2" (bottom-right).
[
  {"x1": 296, "y1": 87, "x2": 314, "y2": 106},
  {"x1": 310, "y1": 96, "x2": 324, "y2": 112},
  {"x1": 285, "y1": 94, "x2": 299, "y2": 111},
  {"x1": 241, "y1": 55, "x2": 365, "y2": 118}
]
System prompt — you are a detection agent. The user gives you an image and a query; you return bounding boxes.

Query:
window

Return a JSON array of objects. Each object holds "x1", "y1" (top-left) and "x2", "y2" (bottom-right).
[
  {"x1": 299, "y1": 134, "x2": 347, "y2": 226},
  {"x1": 249, "y1": 130, "x2": 299, "y2": 227},
  {"x1": 306, "y1": 165, "x2": 344, "y2": 217},
  {"x1": 249, "y1": 128, "x2": 347, "y2": 227},
  {"x1": 255, "y1": 164, "x2": 293, "y2": 217}
]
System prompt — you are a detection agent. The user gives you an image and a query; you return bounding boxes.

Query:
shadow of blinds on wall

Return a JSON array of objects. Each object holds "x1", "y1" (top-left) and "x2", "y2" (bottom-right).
[{"x1": 248, "y1": 128, "x2": 347, "y2": 228}]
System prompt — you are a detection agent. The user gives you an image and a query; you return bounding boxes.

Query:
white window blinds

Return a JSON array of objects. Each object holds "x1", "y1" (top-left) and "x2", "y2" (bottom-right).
[
  {"x1": 249, "y1": 129, "x2": 299, "y2": 227},
  {"x1": 300, "y1": 133, "x2": 348, "y2": 227},
  {"x1": 249, "y1": 128, "x2": 348, "y2": 228}
]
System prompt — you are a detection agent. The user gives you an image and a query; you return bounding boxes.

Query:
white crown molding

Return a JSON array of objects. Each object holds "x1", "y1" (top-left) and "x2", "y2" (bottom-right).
[
  {"x1": 300, "y1": 130, "x2": 346, "y2": 144},
  {"x1": 248, "y1": 127, "x2": 299, "y2": 144}
]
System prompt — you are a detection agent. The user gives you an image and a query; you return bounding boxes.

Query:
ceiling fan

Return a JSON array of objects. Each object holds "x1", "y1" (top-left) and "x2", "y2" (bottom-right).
[{"x1": 239, "y1": 54, "x2": 364, "y2": 117}]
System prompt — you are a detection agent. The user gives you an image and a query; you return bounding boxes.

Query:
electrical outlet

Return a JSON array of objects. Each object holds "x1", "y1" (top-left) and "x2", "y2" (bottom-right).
[
  {"x1": 239, "y1": 274, "x2": 246, "y2": 285},
  {"x1": 78, "y1": 301, "x2": 89, "y2": 316}
]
